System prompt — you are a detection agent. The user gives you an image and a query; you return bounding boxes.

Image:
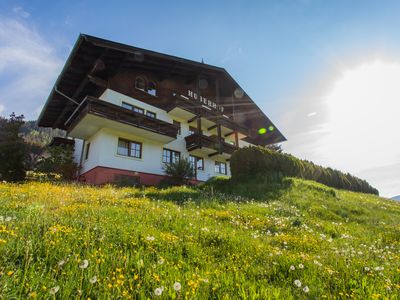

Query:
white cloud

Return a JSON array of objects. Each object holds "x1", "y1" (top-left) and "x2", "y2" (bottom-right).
[
  {"x1": 12, "y1": 6, "x2": 30, "y2": 18},
  {"x1": 282, "y1": 60, "x2": 400, "y2": 197},
  {"x1": 0, "y1": 104, "x2": 5, "y2": 114},
  {"x1": 0, "y1": 18, "x2": 63, "y2": 120}
]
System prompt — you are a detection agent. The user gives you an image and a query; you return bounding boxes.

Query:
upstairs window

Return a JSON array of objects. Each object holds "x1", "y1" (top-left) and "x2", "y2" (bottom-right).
[
  {"x1": 215, "y1": 161, "x2": 227, "y2": 175},
  {"x1": 133, "y1": 106, "x2": 144, "y2": 114},
  {"x1": 188, "y1": 126, "x2": 197, "y2": 135},
  {"x1": 122, "y1": 102, "x2": 133, "y2": 110},
  {"x1": 135, "y1": 76, "x2": 146, "y2": 91},
  {"x1": 146, "y1": 111, "x2": 156, "y2": 118},
  {"x1": 162, "y1": 148, "x2": 180, "y2": 164},
  {"x1": 117, "y1": 138, "x2": 142, "y2": 159},
  {"x1": 148, "y1": 81, "x2": 157, "y2": 96}
]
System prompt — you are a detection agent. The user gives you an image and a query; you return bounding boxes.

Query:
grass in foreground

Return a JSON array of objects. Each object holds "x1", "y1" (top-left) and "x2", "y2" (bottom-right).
[{"x1": 0, "y1": 178, "x2": 399, "y2": 299}]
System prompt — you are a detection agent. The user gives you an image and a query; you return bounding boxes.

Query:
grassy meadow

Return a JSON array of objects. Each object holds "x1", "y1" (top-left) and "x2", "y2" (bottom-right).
[{"x1": 0, "y1": 178, "x2": 400, "y2": 299}]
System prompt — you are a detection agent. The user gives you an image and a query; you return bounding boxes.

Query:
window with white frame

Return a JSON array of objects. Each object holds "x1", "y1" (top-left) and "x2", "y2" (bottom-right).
[
  {"x1": 162, "y1": 148, "x2": 180, "y2": 164},
  {"x1": 215, "y1": 161, "x2": 227, "y2": 175}
]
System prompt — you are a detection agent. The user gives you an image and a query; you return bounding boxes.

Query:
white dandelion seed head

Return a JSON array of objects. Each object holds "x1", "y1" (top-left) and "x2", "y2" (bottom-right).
[
  {"x1": 173, "y1": 282, "x2": 181, "y2": 291},
  {"x1": 89, "y1": 275, "x2": 97, "y2": 284},
  {"x1": 298, "y1": 264, "x2": 304, "y2": 269},
  {"x1": 58, "y1": 260, "x2": 66, "y2": 267},
  {"x1": 158, "y1": 258, "x2": 164, "y2": 265},
  {"x1": 364, "y1": 266, "x2": 370, "y2": 271},
  {"x1": 294, "y1": 279, "x2": 302, "y2": 288},
  {"x1": 154, "y1": 287, "x2": 163, "y2": 296},
  {"x1": 79, "y1": 259, "x2": 89, "y2": 269},
  {"x1": 50, "y1": 286, "x2": 60, "y2": 295},
  {"x1": 146, "y1": 236, "x2": 155, "y2": 241},
  {"x1": 290, "y1": 265, "x2": 295, "y2": 271},
  {"x1": 303, "y1": 286, "x2": 309, "y2": 293}
]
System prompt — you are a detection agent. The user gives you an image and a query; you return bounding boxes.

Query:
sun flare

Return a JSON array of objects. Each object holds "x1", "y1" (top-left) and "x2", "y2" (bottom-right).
[{"x1": 318, "y1": 60, "x2": 400, "y2": 173}]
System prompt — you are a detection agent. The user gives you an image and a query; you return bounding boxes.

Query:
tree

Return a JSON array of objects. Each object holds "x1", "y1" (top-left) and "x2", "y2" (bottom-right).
[
  {"x1": 0, "y1": 113, "x2": 27, "y2": 181},
  {"x1": 37, "y1": 145, "x2": 79, "y2": 180},
  {"x1": 163, "y1": 158, "x2": 195, "y2": 185}
]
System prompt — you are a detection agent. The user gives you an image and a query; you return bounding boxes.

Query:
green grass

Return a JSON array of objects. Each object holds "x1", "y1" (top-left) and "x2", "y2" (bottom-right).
[{"x1": 0, "y1": 178, "x2": 399, "y2": 299}]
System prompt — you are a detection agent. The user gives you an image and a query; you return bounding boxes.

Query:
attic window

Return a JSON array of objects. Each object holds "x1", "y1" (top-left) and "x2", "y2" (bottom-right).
[
  {"x1": 135, "y1": 77, "x2": 146, "y2": 91},
  {"x1": 148, "y1": 81, "x2": 157, "y2": 96}
]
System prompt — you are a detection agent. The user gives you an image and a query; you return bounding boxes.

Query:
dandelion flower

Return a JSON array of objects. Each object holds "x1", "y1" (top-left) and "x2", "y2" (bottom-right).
[
  {"x1": 154, "y1": 287, "x2": 163, "y2": 296},
  {"x1": 294, "y1": 279, "x2": 302, "y2": 288},
  {"x1": 290, "y1": 265, "x2": 295, "y2": 271},
  {"x1": 58, "y1": 260, "x2": 65, "y2": 267},
  {"x1": 79, "y1": 259, "x2": 89, "y2": 269},
  {"x1": 89, "y1": 276, "x2": 97, "y2": 284},
  {"x1": 173, "y1": 282, "x2": 181, "y2": 291},
  {"x1": 50, "y1": 286, "x2": 60, "y2": 295},
  {"x1": 303, "y1": 286, "x2": 309, "y2": 293},
  {"x1": 298, "y1": 264, "x2": 304, "y2": 269},
  {"x1": 146, "y1": 236, "x2": 155, "y2": 241}
]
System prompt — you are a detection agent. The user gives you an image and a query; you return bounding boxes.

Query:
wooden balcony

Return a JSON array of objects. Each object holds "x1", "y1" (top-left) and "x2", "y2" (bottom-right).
[
  {"x1": 185, "y1": 133, "x2": 238, "y2": 158},
  {"x1": 66, "y1": 96, "x2": 179, "y2": 143}
]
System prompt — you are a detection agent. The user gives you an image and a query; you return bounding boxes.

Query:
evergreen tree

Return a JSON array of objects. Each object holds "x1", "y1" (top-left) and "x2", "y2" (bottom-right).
[{"x1": 0, "y1": 113, "x2": 27, "y2": 181}]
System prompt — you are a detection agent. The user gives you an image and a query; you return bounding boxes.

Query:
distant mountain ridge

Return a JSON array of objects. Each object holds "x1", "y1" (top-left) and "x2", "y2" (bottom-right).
[{"x1": 391, "y1": 195, "x2": 400, "y2": 201}]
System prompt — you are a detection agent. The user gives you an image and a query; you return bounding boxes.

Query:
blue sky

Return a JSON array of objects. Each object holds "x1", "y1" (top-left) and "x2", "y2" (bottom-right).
[{"x1": 0, "y1": 0, "x2": 399, "y2": 196}]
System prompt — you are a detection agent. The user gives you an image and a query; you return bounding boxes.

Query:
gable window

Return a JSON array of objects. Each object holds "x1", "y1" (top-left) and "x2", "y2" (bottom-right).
[
  {"x1": 162, "y1": 148, "x2": 180, "y2": 164},
  {"x1": 135, "y1": 76, "x2": 146, "y2": 91},
  {"x1": 122, "y1": 102, "x2": 133, "y2": 110},
  {"x1": 85, "y1": 142, "x2": 90, "y2": 160},
  {"x1": 148, "y1": 81, "x2": 157, "y2": 96},
  {"x1": 117, "y1": 138, "x2": 142, "y2": 159},
  {"x1": 189, "y1": 155, "x2": 204, "y2": 171},
  {"x1": 215, "y1": 161, "x2": 227, "y2": 175},
  {"x1": 133, "y1": 106, "x2": 144, "y2": 114},
  {"x1": 173, "y1": 120, "x2": 181, "y2": 135},
  {"x1": 146, "y1": 111, "x2": 156, "y2": 118}
]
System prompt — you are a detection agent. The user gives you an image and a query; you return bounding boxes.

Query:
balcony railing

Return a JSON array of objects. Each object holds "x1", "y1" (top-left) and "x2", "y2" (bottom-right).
[
  {"x1": 185, "y1": 133, "x2": 238, "y2": 156},
  {"x1": 66, "y1": 96, "x2": 179, "y2": 138}
]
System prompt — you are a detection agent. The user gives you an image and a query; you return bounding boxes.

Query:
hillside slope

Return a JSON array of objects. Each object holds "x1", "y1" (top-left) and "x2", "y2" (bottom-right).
[{"x1": 0, "y1": 179, "x2": 399, "y2": 299}]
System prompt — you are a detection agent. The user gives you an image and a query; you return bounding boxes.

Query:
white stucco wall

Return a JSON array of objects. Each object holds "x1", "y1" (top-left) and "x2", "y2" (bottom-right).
[{"x1": 76, "y1": 88, "x2": 235, "y2": 181}]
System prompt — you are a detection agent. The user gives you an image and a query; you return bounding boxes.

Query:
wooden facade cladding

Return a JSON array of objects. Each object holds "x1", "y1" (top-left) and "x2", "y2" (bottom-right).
[
  {"x1": 66, "y1": 96, "x2": 179, "y2": 138},
  {"x1": 185, "y1": 133, "x2": 238, "y2": 156}
]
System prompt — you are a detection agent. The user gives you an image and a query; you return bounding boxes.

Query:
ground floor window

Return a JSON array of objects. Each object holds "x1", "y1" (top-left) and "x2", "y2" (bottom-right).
[
  {"x1": 189, "y1": 155, "x2": 204, "y2": 171},
  {"x1": 215, "y1": 161, "x2": 227, "y2": 175},
  {"x1": 162, "y1": 148, "x2": 180, "y2": 164},
  {"x1": 117, "y1": 138, "x2": 142, "y2": 158}
]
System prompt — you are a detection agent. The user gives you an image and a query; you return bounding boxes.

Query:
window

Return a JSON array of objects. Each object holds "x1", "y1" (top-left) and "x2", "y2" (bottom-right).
[
  {"x1": 162, "y1": 148, "x2": 180, "y2": 164},
  {"x1": 188, "y1": 126, "x2": 197, "y2": 135},
  {"x1": 135, "y1": 77, "x2": 146, "y2": 91},
  {"x1": 117, "y1": 138, "x2": 142, "y2": 158},
  {"x1": 146, "y1": 111, "x2": 156, "y2": 118},
  {"x1": 133, "y1": 106, "x2": 144, "y2": 114},
  {"x1": 189, "y1": 155, "x2": 204, "y2": 171},
  {"x1": 148, "y1": 81, "x2": 157, "y2": 96},
  {"x1": 85, "y1": 142, "x2": 90, "y2": 160},
  {"x1": 215, "y1": 161, "x2": 227, "y2": 175},
  {"x1": 122, "y1": 102, "x2": 134, "y2": 111},
  {"x1": 173, "y1": 120, "x2": 181, "y2": 135}
]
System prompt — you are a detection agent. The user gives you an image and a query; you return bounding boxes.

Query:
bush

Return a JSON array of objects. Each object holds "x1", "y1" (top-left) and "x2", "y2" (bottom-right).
[
  {"x1": 230, "y1": 146, "x2": 378, "y2": 195},
  {"x1": 163, "y1": 158, "x2": 195, "y2": 186}
]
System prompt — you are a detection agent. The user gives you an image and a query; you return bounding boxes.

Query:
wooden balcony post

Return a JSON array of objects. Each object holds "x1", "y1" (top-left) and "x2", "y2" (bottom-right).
[
  {"x1": 197, "y1": 116, "x2": 202, "y2": 133},
  {"x1": 235, "y1": 130, "x2": 239, "y2": 147}
]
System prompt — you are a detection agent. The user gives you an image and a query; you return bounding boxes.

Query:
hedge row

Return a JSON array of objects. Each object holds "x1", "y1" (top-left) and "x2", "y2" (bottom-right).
[{"x1": 230, "y1": 146, "x2": 378, "y2": 195}]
